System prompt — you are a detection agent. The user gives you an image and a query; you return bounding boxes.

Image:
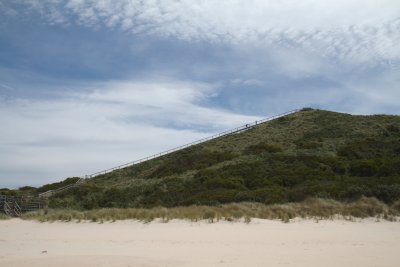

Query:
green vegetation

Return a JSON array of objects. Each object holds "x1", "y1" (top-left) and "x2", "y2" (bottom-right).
[
  {"x1": 244, "y1": 142, "x2": 283, "y2": 154},
  {"x1": 21, "y1": 197, "x2": 400, "y2": 223},
  {"x1": 0, "y1": 213, "x2": 9, "y2": 220},
  {"x1": 0, "y1": 177, "x2": 79, "y2": 197},
  {"x1": 3, "y1": 109, "x2": 400, "y2": 217},
  {"x1": 36, "y1": 177, "x2": 80, "y2": 193}
]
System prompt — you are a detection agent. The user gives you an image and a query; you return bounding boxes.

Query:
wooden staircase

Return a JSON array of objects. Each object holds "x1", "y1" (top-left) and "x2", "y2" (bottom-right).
[
  {"x1": 3, "y1": 201, "x2": 22, "y2": 217},
  {"x1": 1, "y1": 195, "x2": 42, "y2": 217},
  {"x1": 38, "y1": 177, "x2": 86, "y2": 198}
]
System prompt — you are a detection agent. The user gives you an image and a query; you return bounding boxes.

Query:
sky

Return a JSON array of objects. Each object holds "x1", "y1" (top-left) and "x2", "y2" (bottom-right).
[{"x1": 0, "y1": 0, "x2": 399, "y2": 188}]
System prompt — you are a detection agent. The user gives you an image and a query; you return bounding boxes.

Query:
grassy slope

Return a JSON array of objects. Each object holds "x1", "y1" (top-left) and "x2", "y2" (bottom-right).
[
  {"x1": 6, "y1": 109, "x2": 400, "y2": 210},
  {"x1": 45, "y1": 109, "x2": 400, "y2": 209}
]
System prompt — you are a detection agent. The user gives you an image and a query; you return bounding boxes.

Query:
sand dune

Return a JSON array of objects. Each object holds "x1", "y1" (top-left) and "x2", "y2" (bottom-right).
[{"x1": 1, "y1": 218, "x2": 399, "y2": 267}]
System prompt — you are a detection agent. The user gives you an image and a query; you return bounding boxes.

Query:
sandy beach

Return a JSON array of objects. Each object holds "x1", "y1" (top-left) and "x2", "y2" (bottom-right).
[{"x1": 1, "y1": 218, "x2": 399, "y2": 267}]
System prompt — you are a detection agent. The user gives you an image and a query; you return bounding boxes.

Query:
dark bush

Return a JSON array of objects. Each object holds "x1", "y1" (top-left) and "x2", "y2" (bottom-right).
[
  {"x1": 19, "y1": 186, "x2": 36, "y2": 191},
  {"x1": 375, "y1": 185, "x2": 400, "y2": 203},
  {"x1": 339, "y1": 185, "x2": 373, "y2": 200},
  {"x1": 322, "y1": 158, "x2": 347, "y2": 175},
  {"x1": 151, "y1": 149, "x2": 237, "y2": 178},
  {"x1": 386, "y1": 124, "x2": 400, "y2": 133},
  {"x1": 184, "y1": 189, "x2": 239, "y2": 205},
  {"x1": 338, "y1": 139, "x2": 398, "y2": 159},
  {"x1": 349, "y1": 160, "x2": 379, "y2": 177},
  {"x1": 244, "y1": 142, "x2": 283, "y2": 155},
  {"x1": 296, "y1": 141, "x2": 322, "y2": 149}
]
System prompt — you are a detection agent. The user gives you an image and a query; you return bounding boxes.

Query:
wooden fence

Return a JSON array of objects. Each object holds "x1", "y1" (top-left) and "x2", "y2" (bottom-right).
[{"x1": 1, "y1": 195, "x2": 43, "y2": 216}]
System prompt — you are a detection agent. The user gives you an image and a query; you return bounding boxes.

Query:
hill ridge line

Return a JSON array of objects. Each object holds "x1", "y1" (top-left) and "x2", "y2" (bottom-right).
[{"x1": 39, "y1": 108, "x2": 300, "y2": 198}]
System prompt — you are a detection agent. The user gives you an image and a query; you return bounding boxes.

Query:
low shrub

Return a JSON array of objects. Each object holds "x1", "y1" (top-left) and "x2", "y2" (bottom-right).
[
  {"x1": 151, "y1": 149, "x2": 238, "y2": 178},
  {"x1": 244, "y1": 142, "x2": 283, "y2": 155},
  {"x1": 349, "y1": 160, "x2": 378, "y2": 177},
  {"x1": 0, "y1": 213, "x2": 9, "y2": 220}
]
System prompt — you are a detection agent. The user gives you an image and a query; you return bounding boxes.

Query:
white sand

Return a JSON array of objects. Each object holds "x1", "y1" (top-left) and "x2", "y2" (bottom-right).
[{"x1": 1, "y1": 218, "x2": 399, "y2": 267}]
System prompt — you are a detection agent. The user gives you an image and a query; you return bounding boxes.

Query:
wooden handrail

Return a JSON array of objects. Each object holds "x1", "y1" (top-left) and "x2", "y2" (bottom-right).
[{"x1": 85, "y1": 108, "x2": 300, "y2": 178}]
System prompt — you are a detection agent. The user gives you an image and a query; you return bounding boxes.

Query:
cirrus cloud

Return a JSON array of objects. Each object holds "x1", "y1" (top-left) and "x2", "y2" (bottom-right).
[{"x1": 4, "y1": 0, "x2": 399, "y2": 68}]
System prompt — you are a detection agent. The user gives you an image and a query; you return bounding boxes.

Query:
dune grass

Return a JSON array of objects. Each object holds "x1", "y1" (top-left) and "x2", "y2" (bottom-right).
[
  {"x1": 0, "y1": 213, "x2": 10, "y2": 220},
  {"x1": 20, "y1": 197, "x2": 400, "y2": 223}
]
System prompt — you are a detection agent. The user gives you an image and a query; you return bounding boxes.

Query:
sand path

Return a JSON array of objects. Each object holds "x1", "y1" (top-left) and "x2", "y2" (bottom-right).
[{"x1": 0, "y1": 218, "x2": 399, "y2": 267}]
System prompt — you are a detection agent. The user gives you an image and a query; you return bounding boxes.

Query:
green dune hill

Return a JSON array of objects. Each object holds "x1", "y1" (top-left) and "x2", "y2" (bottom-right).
[{"x1": 4, "y1": 108, "x2": 400, "y2": 211}]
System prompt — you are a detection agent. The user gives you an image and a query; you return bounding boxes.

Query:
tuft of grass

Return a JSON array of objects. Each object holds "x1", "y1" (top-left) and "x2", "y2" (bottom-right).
[
  {"x1": 203, "y1": 210, "x2": 216, "y2": 223},
  {"x1": 0, "y1": 213, "x2": 10, "y2": 220}
]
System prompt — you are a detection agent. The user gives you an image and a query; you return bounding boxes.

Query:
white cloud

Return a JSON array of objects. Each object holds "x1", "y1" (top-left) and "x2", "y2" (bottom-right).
[
  {"x1": 0, "y1": 79, "x2": 260, "y2": 187},
  {"x1": 230, "y1": 78, "x2": 264, "y2": 87},
  {"x1": 340, "y1": 70, "x2": 400, "y2": 114},
  {"x1": 10, "y1": 0, "x2": 400, "y2": 67}
]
